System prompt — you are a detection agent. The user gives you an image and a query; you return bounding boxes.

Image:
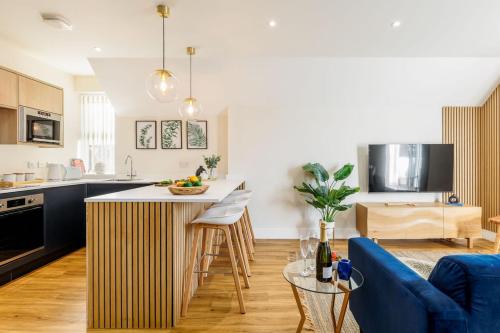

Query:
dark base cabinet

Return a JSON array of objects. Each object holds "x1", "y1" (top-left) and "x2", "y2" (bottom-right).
[
  {"x1": 0, "y1": 182, "x2": 151, "y2": 285},
  {"x1": 86, "y1": 183, "x2": 150, "y2": 197}
]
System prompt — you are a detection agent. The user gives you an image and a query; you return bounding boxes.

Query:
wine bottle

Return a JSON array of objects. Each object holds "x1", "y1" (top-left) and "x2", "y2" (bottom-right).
[{"x1": 316, "y1": 222, "x2": 332, "y2": 282}]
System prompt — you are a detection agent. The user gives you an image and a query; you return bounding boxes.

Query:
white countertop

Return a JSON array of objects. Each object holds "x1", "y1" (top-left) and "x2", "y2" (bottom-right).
[
  {"x1": 0, "y1": 177, "x2": 156, "y2": 195},
  {"x1": 84, "y1": 179, "x2": 244, "y2": 203}
]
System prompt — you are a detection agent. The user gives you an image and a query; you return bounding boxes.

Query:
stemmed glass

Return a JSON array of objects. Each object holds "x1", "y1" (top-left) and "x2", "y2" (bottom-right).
[
  {"x1": 299, "y1": 234, "x2": 310, "y2": 277},
  {"x1": 308, "y1": 232, "x2": 319, "y2": 271}
]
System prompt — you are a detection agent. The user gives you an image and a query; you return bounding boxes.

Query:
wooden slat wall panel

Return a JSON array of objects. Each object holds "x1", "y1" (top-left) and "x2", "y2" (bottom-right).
[
  {"x1": 481, "y1": 85, "x2": 500, "y2": 231},
  {"x1": 442, "y1": 106, "x2": 481, "y2": 206},
  {"x1": 86, "y1": 201, "x2": 207, "y2": 329},
  {"x1": 172, "y1": 202, "x2": 206, "y2": 326},
  {"x1": 442, "y1": 84, "x2": 500, "y2": 232},
  {"x1": 86, "y1": 202, "x2": 172, "y2": 329}
]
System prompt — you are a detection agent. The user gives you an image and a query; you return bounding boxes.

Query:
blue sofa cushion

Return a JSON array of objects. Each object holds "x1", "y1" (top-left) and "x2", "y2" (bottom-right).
[
  {"x1": 428, "y1": 254, "x2": 500, "y2": 332},
  {"x1": 348, "y1": 238, "x2": 468, "y2": 333}
]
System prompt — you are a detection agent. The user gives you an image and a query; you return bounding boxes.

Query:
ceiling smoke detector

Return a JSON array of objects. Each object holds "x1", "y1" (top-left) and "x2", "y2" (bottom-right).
[{"x1": 41, "y1": 13, "x2": 73, "y2": 31}]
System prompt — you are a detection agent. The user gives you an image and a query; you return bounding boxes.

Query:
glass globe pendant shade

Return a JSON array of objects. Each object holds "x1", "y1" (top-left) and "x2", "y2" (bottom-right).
[
  {"x1": 178, "y1": 97, "x2": 202, "y2": 118},
  {"x1": 146, "y1": 69, "x2": 178, "y2": 103}
]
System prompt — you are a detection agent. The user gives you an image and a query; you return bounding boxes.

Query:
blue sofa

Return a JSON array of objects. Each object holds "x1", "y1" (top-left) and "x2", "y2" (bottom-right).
[{"x1": 348, "y1": 237, "x2": 500, "y2": 333}]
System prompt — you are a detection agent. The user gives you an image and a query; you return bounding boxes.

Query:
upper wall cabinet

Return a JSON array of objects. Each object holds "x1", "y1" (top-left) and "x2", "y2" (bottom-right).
[
  {"x1": 18, "y1": 76, "x2": 63, "y2": 115},
  {"x1": 0, "y1": 68, "x2": 18, "y2": 109}
]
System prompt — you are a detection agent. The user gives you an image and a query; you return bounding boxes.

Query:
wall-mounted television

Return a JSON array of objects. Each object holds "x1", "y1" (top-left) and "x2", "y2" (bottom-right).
[{"x1": 368, "y1": 144, "x2": 454, "y2": 193}]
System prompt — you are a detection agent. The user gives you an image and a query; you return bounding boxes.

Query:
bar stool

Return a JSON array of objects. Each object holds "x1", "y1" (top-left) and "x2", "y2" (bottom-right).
[
  {"x1": 211, "y1": 200, "x2": 254, "y2": 276},
  {"x1": 181, "y1": 206, "x2": 250, "y2": 316},
  {"x1": 224, "y1": 192, "x2": 256, "y2": 249},
  {"x1": 216, "y1": 197, "x2": 255, "y2": 259},
  {"x1": 228, "y1": 190, "x2": 256, "y2": 244}
]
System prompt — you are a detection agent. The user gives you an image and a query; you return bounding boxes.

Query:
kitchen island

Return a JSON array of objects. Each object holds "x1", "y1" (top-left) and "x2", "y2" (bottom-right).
[{"x1": 84, "y1": 179, "x2": 244, "y2": 329}]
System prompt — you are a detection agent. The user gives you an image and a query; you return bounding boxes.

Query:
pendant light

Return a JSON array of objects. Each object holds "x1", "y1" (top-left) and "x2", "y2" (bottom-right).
[
  {"x1": 146, "y1": 4, "x2": 178, "y2": 103},
  {"x1": 178, "y1": 47, "x2": 202, "y2": 118}
]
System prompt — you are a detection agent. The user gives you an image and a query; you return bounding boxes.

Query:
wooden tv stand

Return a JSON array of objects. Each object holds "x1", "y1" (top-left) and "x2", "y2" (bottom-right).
[{"x1": 356, "y1": 202, "x2": 482, "y2": 248}]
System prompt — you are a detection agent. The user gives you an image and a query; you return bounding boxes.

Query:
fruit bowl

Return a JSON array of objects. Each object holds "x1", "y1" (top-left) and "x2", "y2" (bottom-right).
[{"x1": 168, "y1": 184, "x2": 209, "y2": 195}]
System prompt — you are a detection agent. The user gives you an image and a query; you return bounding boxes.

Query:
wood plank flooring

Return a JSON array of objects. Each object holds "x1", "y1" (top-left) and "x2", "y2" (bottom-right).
[{"x1": 0, "y1": 239, "x2": 494, "y2": 333}]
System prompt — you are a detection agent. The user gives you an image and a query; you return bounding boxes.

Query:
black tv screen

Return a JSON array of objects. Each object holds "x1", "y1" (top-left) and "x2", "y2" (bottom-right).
[{"x1": 368, "y1": 144, "x2": 454, "y2": 192}]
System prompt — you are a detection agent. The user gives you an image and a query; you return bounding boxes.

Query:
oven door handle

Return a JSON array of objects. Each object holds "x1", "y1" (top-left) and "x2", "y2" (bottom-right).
[{"x1": 0, "y1": 206, "x2": 43, "y2": 219}]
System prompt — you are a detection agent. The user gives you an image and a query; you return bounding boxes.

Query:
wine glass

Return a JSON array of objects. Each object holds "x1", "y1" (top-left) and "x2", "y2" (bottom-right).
[
  {"x1": 299, "y1": 234, "x2": 310, "y2": 277},
  {"x1": 308, "y1": 232, "x2": 319, "y2": 271}
]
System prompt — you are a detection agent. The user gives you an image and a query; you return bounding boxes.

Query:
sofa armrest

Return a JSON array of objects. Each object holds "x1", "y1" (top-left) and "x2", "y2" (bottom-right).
[
  {"x1": 429, "y1": 254, "x2": 500, "y2": 332},
  {"x1": 348, "y1": 238, "x2": 468, "y2": 333}
]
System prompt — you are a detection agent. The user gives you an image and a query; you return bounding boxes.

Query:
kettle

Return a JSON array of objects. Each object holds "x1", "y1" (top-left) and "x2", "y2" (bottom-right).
[{"x1": 47, "y1": 163, "x2": 66, "y2": 181}]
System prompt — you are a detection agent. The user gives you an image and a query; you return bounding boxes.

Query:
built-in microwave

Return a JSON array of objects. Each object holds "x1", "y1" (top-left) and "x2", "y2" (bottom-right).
[{"x1": 18, "y1": 106, "x2": 63, "y2": 145}]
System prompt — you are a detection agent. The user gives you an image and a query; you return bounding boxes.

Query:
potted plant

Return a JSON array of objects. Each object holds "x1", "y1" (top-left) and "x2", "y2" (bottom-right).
[
  {"x1": 294, "y1": 162, "x2": 360, "y2": 239},
  {"x1": 203, "y1": 154, "x2": 221, "y2": 180}
]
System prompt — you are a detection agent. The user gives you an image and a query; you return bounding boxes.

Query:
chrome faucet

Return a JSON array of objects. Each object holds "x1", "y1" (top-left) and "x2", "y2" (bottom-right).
[{"x1": 124, "y1": 155, "x2": 135, "y2": 180}]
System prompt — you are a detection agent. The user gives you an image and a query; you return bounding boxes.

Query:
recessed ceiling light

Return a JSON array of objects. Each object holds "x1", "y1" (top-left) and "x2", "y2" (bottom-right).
[
  {"x1": 93, "y1": 47, "x2": 102, "y2": 52},
  {"x1": 391, "y1": 20, "x2": 402, "y2": 28},
  {"x1": 268, "y1": 20, "x2": 277, "y2": 28},
  {"x1": 41, "y1": 13, "x2": 73, "y2": 31}
]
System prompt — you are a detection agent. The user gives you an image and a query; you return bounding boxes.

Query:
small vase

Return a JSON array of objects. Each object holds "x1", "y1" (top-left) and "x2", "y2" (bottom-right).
[
  {"x1": 208, "y1": 168, "x2": 217, "y2": 180},
  {"x1": 337, "y1": 258, "x2": 352, "y2": 280}
]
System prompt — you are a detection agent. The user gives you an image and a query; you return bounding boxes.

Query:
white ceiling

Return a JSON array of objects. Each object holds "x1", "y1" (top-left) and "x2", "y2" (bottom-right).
[{"x1": 1, "y1": 0, "x2": 500, "y2": 75}]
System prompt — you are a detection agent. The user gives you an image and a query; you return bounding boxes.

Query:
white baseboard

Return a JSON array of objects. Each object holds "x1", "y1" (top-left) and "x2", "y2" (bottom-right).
[
  {"x1": 482, "y1": 229, "x2": 496, "y2": 242},
  {"x1": 254, "y1": 227, "x2": 360, "y2": 239},
  {"x1": 254, "y1": 228, "x2": 496, "y2": 242}
]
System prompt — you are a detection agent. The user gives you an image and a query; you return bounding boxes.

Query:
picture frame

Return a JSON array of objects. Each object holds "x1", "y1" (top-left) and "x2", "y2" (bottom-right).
[
  {"x1": 186, "y1": 120, "x2": 208, "y2": 149},
  {"x1": 161, "y1": 120, "x2": 183, "y2": 149},
  {"x1": 135, "y1": 120, "x2": 157, "y2": 149}
]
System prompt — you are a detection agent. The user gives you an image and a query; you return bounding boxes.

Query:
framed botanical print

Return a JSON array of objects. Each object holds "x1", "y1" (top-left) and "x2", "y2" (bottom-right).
[
  {"x1": 161, "y1": 120, "x2": 182, "y2": 149},
  {"x1": 136, "y1": 120, "x2": 157, "y2": 149},
  {"x1": 187, "y1": 120, "x2": 208, "y2": 149}
]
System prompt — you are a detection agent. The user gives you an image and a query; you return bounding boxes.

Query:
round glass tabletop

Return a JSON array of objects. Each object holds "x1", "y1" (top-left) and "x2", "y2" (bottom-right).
[{"x1": 282, "y1": 259, "x2": 364, "y2": 294}]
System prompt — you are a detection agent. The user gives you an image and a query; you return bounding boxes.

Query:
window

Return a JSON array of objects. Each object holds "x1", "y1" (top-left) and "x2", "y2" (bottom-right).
[{"x1": 78, "y1": 94, "x2": 115, "y2": 174}]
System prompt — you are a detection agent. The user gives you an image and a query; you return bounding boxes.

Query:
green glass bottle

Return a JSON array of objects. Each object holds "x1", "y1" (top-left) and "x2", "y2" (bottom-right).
[{"x1": 316, "y1": 222, "x2": 332, "y2": 282}]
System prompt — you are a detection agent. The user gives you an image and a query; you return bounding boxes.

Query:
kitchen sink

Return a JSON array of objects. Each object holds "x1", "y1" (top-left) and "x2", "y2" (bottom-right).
[{"x1": 106, "y1": 178, "x2": 143, "y2": 182}]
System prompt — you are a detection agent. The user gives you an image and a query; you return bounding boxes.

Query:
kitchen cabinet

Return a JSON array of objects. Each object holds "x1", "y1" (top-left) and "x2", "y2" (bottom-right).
[
  {"x1": 0, "y1": 68, "x2": 18, "y2": 109},
  {"x1": 44, "y1": 184, "x2": 86, "y2": 249},
  {"x1": 0, "y1": 182, "x2": 152, "y2": 285},
  {"x1": 86, "y1": 182, "x2": 152, "y2": 197},
  {"x1": 18, "y1": 75, "x2": 63, "y2": 115}
]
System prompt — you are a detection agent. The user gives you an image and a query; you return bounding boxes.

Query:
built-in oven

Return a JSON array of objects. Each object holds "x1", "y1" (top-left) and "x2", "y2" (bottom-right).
[
  {"x1": 18, "y1": 106, "x2": 63, "y2": 145},
  {"x1": 0, "y1": 194, "x2": 45, "y2": 266}
]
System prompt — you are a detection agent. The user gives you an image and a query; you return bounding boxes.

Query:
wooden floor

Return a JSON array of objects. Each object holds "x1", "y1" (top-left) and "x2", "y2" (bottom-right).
[{"x1": 0, "y1": 238, "x2": 495, "y2": 333}]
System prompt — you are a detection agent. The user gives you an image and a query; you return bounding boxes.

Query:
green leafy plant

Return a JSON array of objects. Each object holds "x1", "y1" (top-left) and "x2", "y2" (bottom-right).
[
  {"x1": 139, "y1": 124, "x2": 153, "y2": 148},
  {"x1": 162, "y1": 121, "x2": 180, "y2": 148},
  {"x1": 187, "y1": 122, "x2": 207, "y2": 148},
  {"x1": 204, "y1": 154, "x2": 221, "y2": 169},
  {"x1": 294, "y1": 163, "x2": 360, "y2": 223}
]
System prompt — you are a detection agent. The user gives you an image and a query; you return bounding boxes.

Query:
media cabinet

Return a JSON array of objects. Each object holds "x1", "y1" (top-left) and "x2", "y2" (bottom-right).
[{"x1": 356, "y1": 202, "x2": 482, "y2": 248}]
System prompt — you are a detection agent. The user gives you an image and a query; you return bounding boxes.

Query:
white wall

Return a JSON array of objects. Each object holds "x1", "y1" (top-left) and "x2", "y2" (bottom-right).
[
  {"x1": 92, "y1": 57, "x2": 500, "y2": 238},
  {"x1": 0, "y1": 40, "x2": 79, "y2": 177},
  {"x1": 224, "y1": 58, "x2": 500, "y2": 238},
  {"x1": 114, "y1": 115, "x2": 225, "y2": 179}
]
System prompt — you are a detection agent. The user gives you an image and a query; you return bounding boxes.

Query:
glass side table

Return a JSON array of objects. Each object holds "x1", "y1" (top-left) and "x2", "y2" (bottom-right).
[{"x1": 283, "y1": 260, "x2": 364, "y2": 333}]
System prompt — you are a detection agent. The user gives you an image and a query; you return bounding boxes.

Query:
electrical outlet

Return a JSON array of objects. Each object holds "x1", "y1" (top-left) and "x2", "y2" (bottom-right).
[
  {"x1": 179, "y1": 161, "x2": 189, "y2": 168},
  {"x1": 27, "y1": 161, "x2": 36, "y2": 169}
]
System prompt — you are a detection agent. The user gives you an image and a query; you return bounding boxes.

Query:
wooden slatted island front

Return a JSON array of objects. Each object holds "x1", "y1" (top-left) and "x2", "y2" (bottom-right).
[{"x1": 84, "y1": 179, "x2": 244, "y2": 329}]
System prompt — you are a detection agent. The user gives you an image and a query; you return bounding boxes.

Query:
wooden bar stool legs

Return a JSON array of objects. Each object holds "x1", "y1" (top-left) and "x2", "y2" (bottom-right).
[
  {"x1": 245, "y1": 207, "x2": 257, "y2": 245},
  {"x1": 242, "y1": 213, "x2": 255, "y2": 259},
  {"x1": 236, "y1": 220, "x2": 252, "y2": 274},
  {"x1": 182, "y1": 223, "x2": 248, "y2": 317}
]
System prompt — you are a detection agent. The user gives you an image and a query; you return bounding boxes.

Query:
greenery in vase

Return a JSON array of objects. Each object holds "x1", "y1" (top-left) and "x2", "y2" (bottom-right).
[
  {"x1": 139, "y1": 124, "x2": 153, "y2": 148},
  {"x1": 204, "y1": 154, "x2": 221, "y2": 169},
  {"x1": 294, "y1": 163, "x2": 360, "y2": 223},
  {"x1": 162, "y1": 121, "x2": 180, "y2": 148},
  {"x1": 187, "y1": 122, "x2": 207, "y2": 147}
]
